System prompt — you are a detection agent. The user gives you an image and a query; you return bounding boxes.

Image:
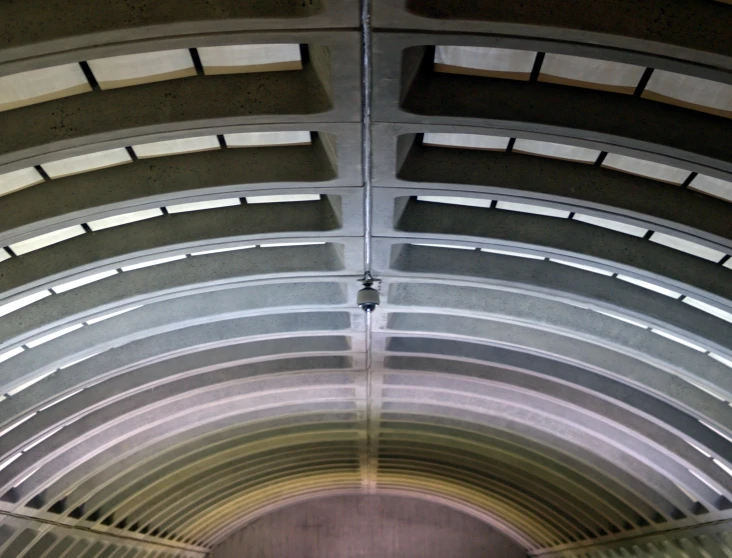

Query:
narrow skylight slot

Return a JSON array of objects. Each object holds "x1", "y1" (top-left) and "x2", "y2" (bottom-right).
[
  {"x1": 86, "y1": 306, "x2": 141, "y2": 324},
  {"x1": 417, "y1": 196, "x2": 492, "y2": 208},
  {"x1": 260, "y1": 242, "x2": 326, "y2": 248},
  {"x1": 649, "y1": 232, "x2": 725, "y2": 263},
  {"x1": 27, "y1": 323, "x2": 84, "y2": 348},
  {"x1": 713, "y1": 460, "x2": 732, "y2": 477},
  {"x1": 689, "y1": 469, "x2": 721, "y2": 495},
  {"x1": 246, "y1": 194, "x2": 320, "y2": 204},
  {"x1": 87, "y1": 49, "x2": 196, "y2": 89},
  {"x1": 512, "y1": 139, "x2": 600, "y2": 163},
  {"x1": 0, "y1": 64, "x2": 91, "y2": 112},
  {"x1": 88, "y1": 208, "x2": 164, "y2": 231},
  {"x1": 0, "y1": 453, "x2": 22, "y2": 472},
  {"x1": 224, "y1": 131, "x2": 311, "y2": 148},
  {"x1": 8, "y1": 369, "x2": 56, "y2": 396},
  {"x1": 0, "y1": 414, "x2": 35, "y2": 438},
  {"x1": 616, "y1": 275, "x2": 681, "y2": 298},
  {"x1": 41, "y1": 148, "x2": 132, "y2": 179},
  {"x1": 594, "y1": 310, "x2": 648, "y2": 328},
  {"x1": 166, "y1": 198, "x2": 240, "y2": 213},
  {"x1": 52, "y1": 270, "x2": 119, "y2": 294},
  {"x1": 0, "y1": 290, "x2": 52, "y2": 318},
  {"x1": 685, "y1": 378, "x2": 725, "y2": 401},
  {"x1": 39, "y1": 389, "x2": 84, "y2": 412},
  {"x1": 651, "y1": 329, "x2": 705, "y2": 352},
  {"x1": 59, "y1": 352, "x2": 102, "y2": 369},
  {"x1": 191, "y1": 246, "x2": 254, "y2": 256},
  {"x1": 434, "y1": 46, "x2": 536, "y2": 80},
  {"x1": 197, "y1": 44, "x2": 302, "y2": 75},
  {"x1": 683, "y1": 298, "x2": 732, "y2": 324},
  {"x1": 642, "y1": 71, "x2": 732, "y2": 119},
  {"x1": 0, "y1": 346, "x2": 25, "y2": 364},
  {"x1": 700, "y1": 421, "x2": 732, "y2": 444},
  {"x1": 572, "y1": 213, "x2": 648, "y2": 237},
  {"x1": 689, "y1": 175, "x2": 732, "y2": 204},
  {"x1": 10, "y1": 225, "x2": 86, "y2": 255},
  {"x1": 121, "y1": 255, "x2": 186, "y2": 272},
  {"x1": 709, "y1": 353, "x2": 732, "y2": 369},
  {"x1": 132, "y1": 136, "x2": 220, "y2": 158},
  {"x1": 481, "y1": 248, "x2": 544, "y2": 260},
  {"x1": 538, "y1": 54, "x2": 645, "y2": 94},
  {"x1": 422, "y1": 133, "x2": 510, "y2": 151},
  {"x1": 13, "y1": 467, "x2": 41, "y2": 487},
  {"x1": 549, "y1": 259, "x2": 613, "y2": 276},
  {"x1": 602, "y1": 154, "x2": 691, "y2": 185},
  {"x1": 413, "y1": 243, "x2": 473, "y2": 251},
  {"x1": 495, "y1": 201, "x2": 570, "y2": 218},
  {"x1": 24, "y1": 425, "x2": 64, "y2": 449},
  {"x1": 688, "y1": 441, "x2": 712, "y2": 458},
  {"x1": 0, "y1": 167, "x2": 45, "y2": 198}
]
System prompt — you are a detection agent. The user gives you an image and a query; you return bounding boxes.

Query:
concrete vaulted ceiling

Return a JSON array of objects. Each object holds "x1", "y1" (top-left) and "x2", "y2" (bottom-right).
[{"x1": 0, "y1": 1, "x2": 731, "y2": 557}]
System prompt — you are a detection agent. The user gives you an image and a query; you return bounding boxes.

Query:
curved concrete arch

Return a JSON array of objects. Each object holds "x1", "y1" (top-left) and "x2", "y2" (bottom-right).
[{"x1": 2, "y1": 4, "x2": 732, "y2": 558}]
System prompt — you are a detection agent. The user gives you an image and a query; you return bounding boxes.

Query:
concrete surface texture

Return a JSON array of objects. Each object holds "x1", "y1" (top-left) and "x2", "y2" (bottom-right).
[
  {"x1": 211, "y1": 495, "x2": 527, "y2": 558},
  {"x1": 0, "y1": 1, "x2": 731, "y2": 558}
]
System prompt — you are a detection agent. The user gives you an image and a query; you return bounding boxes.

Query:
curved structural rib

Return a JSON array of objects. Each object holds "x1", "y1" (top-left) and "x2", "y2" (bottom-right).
[{"x1": 1, "y1": 2, "x2": 731, "y2": 558}]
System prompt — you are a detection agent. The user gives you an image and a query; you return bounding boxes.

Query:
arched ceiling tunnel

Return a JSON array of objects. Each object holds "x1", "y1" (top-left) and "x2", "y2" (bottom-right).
[{"x1": 0, "y1": 1, "x2": 731, "y2": 557}]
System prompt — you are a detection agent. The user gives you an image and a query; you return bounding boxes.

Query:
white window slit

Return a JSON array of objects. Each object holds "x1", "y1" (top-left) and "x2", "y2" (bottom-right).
[
  {"x1": 224, "y1": 131, "x2": 311, "y2": 148},
  {"x1": 649, "y1": 232, "x2": 725, "y2": 263},
  {"x1": 10, "y1": 226, "x2": 86, "y2": 255},
  {"x1": 166, "y1": 198, "x2": 240, "y2": 214},
  {"x1": 413, "y1": 243, "x2": 474, "y2": 251},
  {"x1": 52, "y1": 270, "x2": 119, "y2": 294},
  {"x1": 481, "y1": 248, "x2": 544, "y2": 260},
  {"x1": 616, "y1": 275, "x2": 681, "y2": 298},
  {"x1": 0, "y1": 453, "x2": 22, "y2": 472},
  {"x1": 434, "y1": 46, "x2": 536, "y2": 80},
  {"x1": 495, "y1": 201, "x2": 570, "y2": 218},
  {"x1": 197, "y1": 44, "x2": 302, "y2": 76},
  {"x1": 260, "y1": 242, "x2": 326, "y2": 248},
  {"x1": 593, "y1": 310, "x2": 648, "y2": 329},
  {"x1": 0, "y1": 291, "x2": 53, "y2": 318},
  {"x1": 246, "y1": 194, "x2": 321, "y2": 204},
  {"x1": 714, "y1": 460, "x2": 732, "y2": 477},
  {"x1": 8, "y1": 370, "x2": 56, "y2": 396},
  {"x1": 651, "y1": 329, "x2": 706, "y2": 352},
  {"x1": 0, "y1": 167, "x2": 45, "y2": 197},
  {"x1": 132, "y1": 136, "x2": 220, "y2": 158},
  {"x1": 86, "y1": 306, "x2": 141, "y2": 324},
  {"x1": 689, "y1": 469, "x2": 721, "y2": 495},
  {"x1": 550, "y1": 259, "x2": 613, "y2": 276},
  {"x1": 87, "y1": 208, "x2": 164, "y2": 231},
  {"x1": 709, "y1": 353, "x2": 732, "y2": 369},
  {"x1": 572, "y1": 213, "x2": 648, "y2": 237},
  {"x1": 700, "y1": 421, "x2": 732, "y2": 444},
  {"x1": 417, "y1": 196, "x2": 492, "y2": 208},
  {"x1": 13, "y1": 467, "x2": 41, "y2": 486},
  {"x1": 39, "y1": 389, "x2": 84, "y2": 412},
  {"x1": 41, "y1": 148, "x2": 132, "y2": 179},
  {"x1": 0, "y1": 414, "x2": 36, "y2": 438},
  {"x1": 0, "y1": 346, "x2": 25, "y2": 364},
  {"x1": 121, "y1": 255, "x2": 187, "y2": 272},
  {"x1": 26, "y1": 323, "x2": 84, "y2": 348},
  {"x1": 191, "y1": 246, "x2": 254, "y2": 256},
  {"x1": 422, "y1": 133, "x2": 510, "y2": 151},
  {"x1": 24, "y1": 426, "x2": 64, "y2": 451}
]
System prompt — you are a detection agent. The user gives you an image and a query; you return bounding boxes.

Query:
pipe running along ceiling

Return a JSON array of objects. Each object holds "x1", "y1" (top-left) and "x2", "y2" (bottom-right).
[{"x1": 0, "y1": 1, "x2": 731, "y2": 557}]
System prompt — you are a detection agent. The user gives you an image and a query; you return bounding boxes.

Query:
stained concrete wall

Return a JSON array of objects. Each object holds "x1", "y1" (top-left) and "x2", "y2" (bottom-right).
[{"x1": 211, "y1": 494, "x2": 527, "y2": 558}]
